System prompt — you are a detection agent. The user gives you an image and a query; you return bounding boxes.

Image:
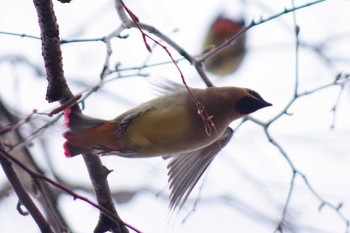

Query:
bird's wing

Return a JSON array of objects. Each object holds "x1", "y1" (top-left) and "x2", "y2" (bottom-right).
[
  {"x1": 114, "y1": 79, "x2": 186, "y2": 130},
  {"x1": 163, "y1": 127, "x2": 234, "y2": 211},
  {"x1": 152, "y1": 79, "x2": 187, "y2": 95}
]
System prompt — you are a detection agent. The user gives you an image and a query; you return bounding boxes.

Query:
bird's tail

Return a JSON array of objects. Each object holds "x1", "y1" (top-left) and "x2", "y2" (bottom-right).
[{"x1": 63, "y1": 109, "x2": 116, "y2": 157}]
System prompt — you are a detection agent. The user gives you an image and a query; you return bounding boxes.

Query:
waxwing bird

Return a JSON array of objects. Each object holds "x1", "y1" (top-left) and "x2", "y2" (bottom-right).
[
  {"x1": 63, "y1": 82, "x2": 271, "y2": 210},
  {"x1": 203, "y1": 15, "x2": 246, "y2": 76}
]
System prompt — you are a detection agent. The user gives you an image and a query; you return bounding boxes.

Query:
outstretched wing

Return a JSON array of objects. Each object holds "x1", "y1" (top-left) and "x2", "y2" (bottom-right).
[{"x1": 163, "y1": 127, "x2": 234, "y2": 211}]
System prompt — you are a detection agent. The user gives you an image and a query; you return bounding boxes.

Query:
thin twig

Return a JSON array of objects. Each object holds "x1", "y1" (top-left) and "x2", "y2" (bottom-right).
[
  {"x1": 272, "y1": 2, "x2": 301, "y2": 230},
  {"x1": 200, "y1": 0, "x2": 326, "y2": 63},
  {"x1": 100, "y1": 26, "x2": 126, "y2": 79},
  {"x1": 115, "y1": 0, "x2": 218, "y2": 136}
]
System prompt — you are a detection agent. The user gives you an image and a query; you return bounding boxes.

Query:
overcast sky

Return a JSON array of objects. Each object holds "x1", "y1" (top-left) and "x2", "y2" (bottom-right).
[{"x1": 1, "y1": 0, "x2": 350, "y2": 232}]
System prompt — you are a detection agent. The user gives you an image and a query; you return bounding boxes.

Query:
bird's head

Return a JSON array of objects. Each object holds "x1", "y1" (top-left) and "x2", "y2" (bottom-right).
[{"x1": 235, "y1": 88, "x2": 272, "y2": 115}]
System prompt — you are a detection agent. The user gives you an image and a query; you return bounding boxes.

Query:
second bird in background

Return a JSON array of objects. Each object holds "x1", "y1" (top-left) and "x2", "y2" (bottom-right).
[{"x1": 203, "y1": 15, "x2": 246, "y2": 76}]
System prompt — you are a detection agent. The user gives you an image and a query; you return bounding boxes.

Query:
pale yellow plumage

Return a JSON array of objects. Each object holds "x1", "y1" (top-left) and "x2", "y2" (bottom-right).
[{"x1": 63, "y1": 82, "x2": 272, "y2": 210}]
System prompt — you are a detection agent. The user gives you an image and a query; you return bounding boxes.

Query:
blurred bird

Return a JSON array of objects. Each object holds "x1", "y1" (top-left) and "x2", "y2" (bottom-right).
[
  {"x1": 203, "y1": 15, "x2": 246, "y2": 76},
  {"x1": 63, "y1": 82, "x2": 271, "y2": 210}
]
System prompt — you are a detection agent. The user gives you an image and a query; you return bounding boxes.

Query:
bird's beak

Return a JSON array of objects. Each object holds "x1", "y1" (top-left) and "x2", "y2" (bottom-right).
[{"x1": 262, "y1": 101, "x2": 272, "y2": 108}]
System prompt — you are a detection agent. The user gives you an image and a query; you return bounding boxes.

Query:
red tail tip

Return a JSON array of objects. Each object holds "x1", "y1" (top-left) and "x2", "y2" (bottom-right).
[
  {"x1": 62, "y1": 131, "x2": 69, "y2": 139},
  {"x1": 63, "y1": 142, "x2": 72, "y2": 158},
  {"x1": 64, "y1": 108, "x2": 72, "y2": 128}
]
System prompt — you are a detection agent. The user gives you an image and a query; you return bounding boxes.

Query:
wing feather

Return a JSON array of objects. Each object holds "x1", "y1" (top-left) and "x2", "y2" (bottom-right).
[
  {"x1": 152, "y1": 79, "x2": 187, "y2": 95},
  {"x1": 164, "y1": 127, "x2": 234, "y2": 210}
]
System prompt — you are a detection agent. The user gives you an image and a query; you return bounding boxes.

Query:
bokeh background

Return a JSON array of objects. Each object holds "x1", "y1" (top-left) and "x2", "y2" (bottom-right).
[{"x1": 0, "y1": 0, "x2": 350, "y2": 232}]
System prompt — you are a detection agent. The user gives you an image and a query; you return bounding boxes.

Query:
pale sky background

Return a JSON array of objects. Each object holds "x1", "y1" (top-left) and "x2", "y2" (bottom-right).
[{"x1": 0, "y1": 0, "x2": 350, "y2": 233}]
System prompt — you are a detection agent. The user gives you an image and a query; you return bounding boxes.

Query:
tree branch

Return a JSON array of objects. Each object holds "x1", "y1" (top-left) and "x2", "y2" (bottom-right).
[
  {"x1": 33, "y1": 0, "x2": 67, "y2": 103},
  {"x1": 0, "y1": 143, "x2": 140, "y2": 233},
  {"x1": 0, "y1": 141, "x2": 53, "y2": 233},
  {"x1": 32, "y1": 0, "x2": 128, "y2": 232}
]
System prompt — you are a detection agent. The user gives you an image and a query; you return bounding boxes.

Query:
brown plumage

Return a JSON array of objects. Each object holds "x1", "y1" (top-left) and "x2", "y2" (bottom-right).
[{"x1": 63, "y1": 82, "x2": 271, "y2": 210}]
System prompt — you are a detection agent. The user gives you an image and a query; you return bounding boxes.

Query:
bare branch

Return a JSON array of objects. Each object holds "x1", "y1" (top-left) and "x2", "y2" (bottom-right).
[
  {"x1": 33, "y1": 0, "x2": 67, "y2": 103},
  {"x1": 32, "y1": 0, "x2": 130, "y2": 232},
  {"x1": 0, "y1": 141, "x2": 54, "y2": 233},
  {"x1": 199, "y1": 0, "x2": 326, "y2": 63},
  {"x1": 0, "y1": 145, "x2": 141, "y2": 233}
]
